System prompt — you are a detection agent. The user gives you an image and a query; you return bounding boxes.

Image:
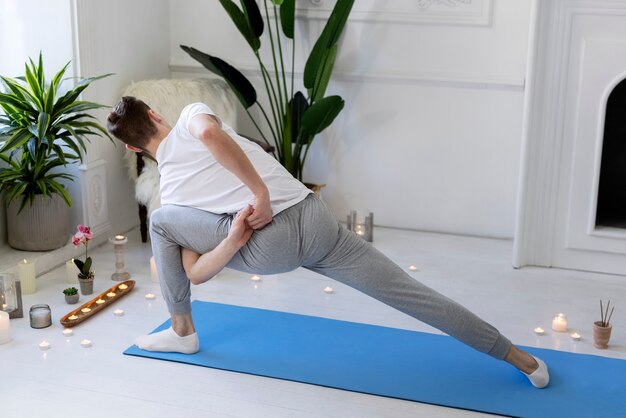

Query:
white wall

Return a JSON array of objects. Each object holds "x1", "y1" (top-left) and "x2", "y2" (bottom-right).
[
  {"x1": 170, "y1": 0, "x2": 532, "y2": 238},
  {"x1": 0, "y1": 0, "x2": 76, "y2": 245},
  {"x1": 70, "y1": 0, "x2": 171, "y2": 241}
]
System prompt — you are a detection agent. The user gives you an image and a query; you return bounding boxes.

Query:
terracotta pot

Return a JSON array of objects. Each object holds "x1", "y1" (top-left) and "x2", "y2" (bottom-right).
[{"x1": 593, "y1": 321, "x2": 612, "y2": 349}]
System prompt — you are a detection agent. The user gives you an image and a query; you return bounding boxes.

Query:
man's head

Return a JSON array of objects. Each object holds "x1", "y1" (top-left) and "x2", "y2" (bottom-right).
[{"x1": 107, "y1": 96, "x2": 158, "y2": 153}]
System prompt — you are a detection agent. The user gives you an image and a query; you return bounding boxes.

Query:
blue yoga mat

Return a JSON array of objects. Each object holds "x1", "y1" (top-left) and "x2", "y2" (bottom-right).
[{"x1": 124, "y1": 301, "x2": 626, "y2": 417}]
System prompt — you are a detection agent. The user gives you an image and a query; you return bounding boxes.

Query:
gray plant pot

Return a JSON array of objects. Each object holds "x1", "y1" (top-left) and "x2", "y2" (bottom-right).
[
  {"x1": 65, "y1": 293, "x2": 80, "y2": 304},
  {"x1": 78, "y1": 274, "x2": 94, "y2": 296},
  {"x1": 6, "y1": 194, "x2": 70, "y2": 251}
]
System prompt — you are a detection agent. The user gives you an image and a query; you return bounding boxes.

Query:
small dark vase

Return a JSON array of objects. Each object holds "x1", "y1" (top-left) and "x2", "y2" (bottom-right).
[{"x1": 78, "y1": 273, "x2": 94, "y2": 295}]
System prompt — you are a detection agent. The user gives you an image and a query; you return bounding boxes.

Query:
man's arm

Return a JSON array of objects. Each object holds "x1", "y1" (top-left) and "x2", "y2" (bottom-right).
[
  {"x1": 182, "y1": 205, "x2": 254, "y2": 285},
  {"x1": 188, "y1": 113, "x2": 272, "y2": 230}
]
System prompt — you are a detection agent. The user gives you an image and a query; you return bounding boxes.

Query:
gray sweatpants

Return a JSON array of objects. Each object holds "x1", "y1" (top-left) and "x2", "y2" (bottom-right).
[{"x1": 150, "y1": 194, "x2": 512, "y2": 360}]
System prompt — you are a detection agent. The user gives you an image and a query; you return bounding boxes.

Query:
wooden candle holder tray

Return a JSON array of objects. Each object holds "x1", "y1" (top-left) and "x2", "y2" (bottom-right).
[{"x1": 60, "y1": 280, "x2": 135, "y2": 328}]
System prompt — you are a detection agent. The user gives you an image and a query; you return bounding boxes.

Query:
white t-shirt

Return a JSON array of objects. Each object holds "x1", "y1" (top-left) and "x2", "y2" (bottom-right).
[{"x1": 156, "y1": 103, "x2": 312, "y2": 215}]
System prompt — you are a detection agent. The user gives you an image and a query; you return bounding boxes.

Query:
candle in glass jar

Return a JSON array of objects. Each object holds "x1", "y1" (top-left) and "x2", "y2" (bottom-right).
[
  {"x1": 552, "y1": 313, "x2": 567, "y2": 332},
  {"x1": 18, "y1": 259, "x2": 36, "y2": 294},
  {"x1": 29, "y1": 304, "x2": 51, "y2": 329}
]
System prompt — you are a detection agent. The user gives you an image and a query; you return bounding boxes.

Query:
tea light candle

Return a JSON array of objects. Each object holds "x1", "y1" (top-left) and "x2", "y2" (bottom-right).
[
  {"x1": 145, "y1": 293, "x2": 156, "y2": 300},
  {"x1": 68, "y1": 315, "x2": 78, "y2": 320},
  {"x1": 118, "y1": 284, "x2": 128, "y2": 290},
  {"x1": 0, "y1": 311, "x2": 10, "y2": 345},
  {"x1": 106, "y1": 292, "x2": 116, "y2": 298},
  {"x1": 533, "y1": 327, "x2": 545, "y2": 335},
  {"x1": 81, "y1": 307, "x2": 91, "y2": 313},
  {"x1": 251, "y1": 275, "x2": 261, "y2": 282},
  {"x1": 18, "y1": 259, "x2": 36, "y2": 294},
  {"x1": 62, "y1": 328, "x2": 73, "y2": 337},
  {"x1": 95, "y1": 299, "x2": 105, "y2": 305},
  {"x1": 150, "y1": 256, "x2": 159, "y2": 283},
  {"x1": 409, "y1": 265, "x2": 418, "y2": 271},
  {"x1": 80, "y1": 339, "x2": 92, "y2": 348},
  {"x1": 65, "y1": 259, "x2": 80, "y2": 284},
  {"x1": 38, "y1": 340, "x2": 51, "y2": 350},
  {"x1": 115, "y1": 235, "x2": 126, "y2": 241},
  {"x1": 570, "y1": 332, "x2": 581, "y2": 341},
  {"x1": 324, "y1": 286, "x2": 334, "y2": 294},
  {"x1": 552, "y1": 313, "x2": 567, "y2": 332},
  {"x1": 113, "y1": 309, "x2": 124, "y2": 316}
]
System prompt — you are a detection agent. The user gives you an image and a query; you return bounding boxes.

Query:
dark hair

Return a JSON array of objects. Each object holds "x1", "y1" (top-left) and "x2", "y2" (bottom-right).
[{"x1": 107, "y1": 96, "x2": 157, "y2": 151}]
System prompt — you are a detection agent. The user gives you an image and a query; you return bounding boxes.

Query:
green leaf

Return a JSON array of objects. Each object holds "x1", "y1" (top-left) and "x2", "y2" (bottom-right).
[
  {"x1": 290, "y1": 91, "x2": 308, "y2": 143},
  {"x1": 0, "y1": 129, "x2": 31, "y2": 153},
  {"x1": 37, "y1": 112, "x2": 50, "y2": 140},
  {"x1": 312, "y1": 44, "x2": 337, "y2": 102},
  {"x1": 301, "y1": 95, "x2": 344, "y2": 135},
  {"x1": 219, "y1": 0, "x2": 261, "y2": 51},
  {"x1": 180, "y1": 45, "x2": 257, "y2": 108},
  {"x1": 241, "y1": 0, "x2": 264, "y2": 38},
  {"x1": 73, "y1": 259, "x2": 84, "y2": 272},
  {"x1": 280, "y1": 0, "x2": 295, "y2": 39},
  {"x1": 303, "y1": 0, "x2": 354, "y2": 89},
  {"x1": 84, "y1": 257, "x2": 92, "y2": 274}
]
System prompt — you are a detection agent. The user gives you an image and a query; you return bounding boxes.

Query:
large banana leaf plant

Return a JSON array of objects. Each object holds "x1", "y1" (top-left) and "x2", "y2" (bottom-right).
[
  {"x1": 181, "y1": 0, "x2": 354, "y2": 180},
  {"x1": 0, "y1": 54, "x2": 112, "y2": 212}
]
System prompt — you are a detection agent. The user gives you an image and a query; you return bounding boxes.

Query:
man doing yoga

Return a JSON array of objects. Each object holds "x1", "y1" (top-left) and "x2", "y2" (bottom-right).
[{"x1": 107, "y1": 97, "x2": 549, "y2": 388}]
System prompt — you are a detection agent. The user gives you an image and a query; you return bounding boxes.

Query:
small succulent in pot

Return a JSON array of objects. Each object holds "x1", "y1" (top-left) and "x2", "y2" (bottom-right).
[{"x1": 63, "y1": 287, "x2": 80, "y2": 304}]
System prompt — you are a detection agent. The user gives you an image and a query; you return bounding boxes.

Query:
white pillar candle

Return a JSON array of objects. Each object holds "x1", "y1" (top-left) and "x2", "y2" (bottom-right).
[
  {"x1": 18, "y1": 259, "x2": 36, "y2": 294},
  {"x1": 552, "y1": 313, "x2": 567, "y2": 332},
  {"x1": 65, "y1": 259, "x2": 80, "y2": 284},
  {"x1": 150, "y1": 256, "x2": 159, "y2": 283},
  {"x1": 0, "y1": 311, "x2": 10, "y2": 345}
]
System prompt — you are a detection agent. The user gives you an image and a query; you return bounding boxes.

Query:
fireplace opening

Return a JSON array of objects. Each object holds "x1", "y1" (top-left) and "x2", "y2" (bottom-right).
[{"x1": 595, "y1": 78, "x2": 626, "y2": 229}]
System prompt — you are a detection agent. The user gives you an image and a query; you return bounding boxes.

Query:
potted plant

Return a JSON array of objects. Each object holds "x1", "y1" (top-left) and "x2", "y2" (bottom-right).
[
  {"x1": 0, "y1": 54, "x2": 111, "y2": 251},
  {"x1": 72, "y1": 224, "x2": 95, "y2": 295},
  {"x1": 63, "y1": 287, "x2": 79, "y2": 304},
  {"x1": 594, "y1": 300, "x2": 615, "y2": 349},
  {"x1": 181, "y1": 0, "x2": 354, "y2": 186}
]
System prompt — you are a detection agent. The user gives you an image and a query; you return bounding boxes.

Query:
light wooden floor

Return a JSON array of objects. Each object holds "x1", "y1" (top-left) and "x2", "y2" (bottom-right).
[{"x1": 1, "y1": 226, "x2": 624, "y2": 417}]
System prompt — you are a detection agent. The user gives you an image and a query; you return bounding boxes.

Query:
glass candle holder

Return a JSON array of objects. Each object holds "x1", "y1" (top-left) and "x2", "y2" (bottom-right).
[
  {"x1": 30, "y1": 304, "x2": 52, "y2": 329},
  {"x1": 551, "y1": 313, "x2": 567, "y2": 332}
]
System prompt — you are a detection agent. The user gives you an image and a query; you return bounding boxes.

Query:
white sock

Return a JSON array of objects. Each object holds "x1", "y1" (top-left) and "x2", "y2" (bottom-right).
[
  {"x1": 134, "y1": 327, "x2": 199, "y2": 354},
  {"x1": 524, "y1": 356, "x2": 549, "y2": 388}
]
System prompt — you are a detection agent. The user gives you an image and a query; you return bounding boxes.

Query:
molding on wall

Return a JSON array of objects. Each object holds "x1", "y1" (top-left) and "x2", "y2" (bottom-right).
[
  {"x1": 270, "y1": 0, "x2": 494, "y2": 27},
  {"x1": 78, "y1": 159, "x2": 111, "y2": 238},
  {"x1": 170, "y1": 61, "x2": 524, "y2": 91}
]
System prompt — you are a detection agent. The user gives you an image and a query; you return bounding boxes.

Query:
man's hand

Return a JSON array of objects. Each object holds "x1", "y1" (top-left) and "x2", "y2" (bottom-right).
[
  {"x1": 226, "y1": 205, "x2": 255, "y2": 249},
  {"x1": 247, "y1": 192, "x2": 272, "y2": 230}
]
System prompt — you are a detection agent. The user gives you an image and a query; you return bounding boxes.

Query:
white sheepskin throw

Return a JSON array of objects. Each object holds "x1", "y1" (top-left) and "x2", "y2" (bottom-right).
[{"x1": 120, "y1": 78, "x2": 237, "y2": 214}]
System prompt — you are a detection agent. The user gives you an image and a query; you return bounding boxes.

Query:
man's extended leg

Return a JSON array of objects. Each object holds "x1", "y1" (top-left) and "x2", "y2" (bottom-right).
[{"x1": 297, "y1": 196, "x2": 548, "y2": 387}]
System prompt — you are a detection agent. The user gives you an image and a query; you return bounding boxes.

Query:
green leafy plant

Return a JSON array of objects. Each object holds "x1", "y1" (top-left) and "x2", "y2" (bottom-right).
[
  {"x1": 63, "y1": 287, "x2": 78, "y2": 296},
  {"x1": 0, "y1": 53, "x2": 112, "y2": 212},
  {"x1": 181, "y1": 0, "x2": 354, "y2": 180}
]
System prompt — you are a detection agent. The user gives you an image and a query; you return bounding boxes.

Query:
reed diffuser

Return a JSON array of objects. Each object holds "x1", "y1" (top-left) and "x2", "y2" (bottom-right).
[{"x1": 593, "y1": 300, "x2": 615, "y2": 349}]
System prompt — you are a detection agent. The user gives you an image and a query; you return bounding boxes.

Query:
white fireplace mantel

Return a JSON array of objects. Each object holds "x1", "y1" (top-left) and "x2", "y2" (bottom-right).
[{"x1": 514, "y1": 0, "x2": 626, "y2": 275}]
